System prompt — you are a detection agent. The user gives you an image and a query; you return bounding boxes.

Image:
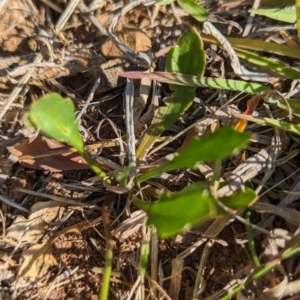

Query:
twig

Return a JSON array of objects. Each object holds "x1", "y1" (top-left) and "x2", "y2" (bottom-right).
[
  {"x1": 13, "y1": 187, "x2": 101, "y2": 210},
  {"x1": 243, "y1": 0, "x2": 261, "y2": 37},
  {"x1": 0, "y1": 194, "x2": 29, "y2": 213},
  {"x1": 203, "y1": 21, "x2": 269, "y2": 82},
  {"x1": 76, "y1": 78, "x2": 101, "y2": 121},
  {"x1": 77, "y1": 1, "x2": 108, "y2": 36}
]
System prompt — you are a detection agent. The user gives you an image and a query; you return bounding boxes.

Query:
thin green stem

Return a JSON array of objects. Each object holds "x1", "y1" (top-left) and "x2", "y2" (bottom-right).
[
  {"x1": 220, "y1": 244, "x2": 300, "y2": 299},
  {"x1": 212, "y1": 159, "x2": 222, "y2": 196},
  {"x1": 99, "y1": 241, "x2": 113, "y2": 300},
  {"x1": 245, "y1": 210, "x2": 260, "y2": 267},
  {"x1": 139, "y1": 220, "x2": 150, "y2": 300},
  {"x1": 99, "y1": 201, "x2": 113, "y2": 300},
  {"x1": 79, "y1": 150, "x2": 106, "y2": 178}
]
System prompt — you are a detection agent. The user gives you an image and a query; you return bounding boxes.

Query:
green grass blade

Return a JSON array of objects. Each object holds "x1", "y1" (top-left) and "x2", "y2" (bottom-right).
[
  {"x1": 201, "y1": 33, "x2": 300, "y2": 59},
  {"x1": 156, "y1": 0, "x2": 175, "y2": 4},
  {"x1": 249, "y1": 7, "x2": 296, "y2": 23},
  {"x1": 177, "y1": 0, "x2": 209, "y2": 22},
  {"x1": 120, "y1": 71, "x2": 270, "y2": 95},
  {"x1": 235, "y1": 114, "x2": 300, "y2": 135},
  {"x1": 235, "y1": 48, "x2": 300, "y2": 80}
]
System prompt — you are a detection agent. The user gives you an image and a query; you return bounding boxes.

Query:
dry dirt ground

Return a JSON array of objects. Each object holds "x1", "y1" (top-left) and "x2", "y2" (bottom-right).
[{"x1": 1, "y1": 0, "x2": 300, "y2": 299}]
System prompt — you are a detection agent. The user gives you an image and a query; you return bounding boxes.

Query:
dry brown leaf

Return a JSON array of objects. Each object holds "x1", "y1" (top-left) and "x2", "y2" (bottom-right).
[
  {"x1": 18, "y1": 239, "x2": 57, "y2": 278},
  {"x1": 251, "y1": 202, "x2": 300, "y2": 226},
  {"x1": 260, "y1": 265, "x2": 288, "y2": 300},
  {"x1": 112, "y1": 210, "x2": 145, "y2": 242},
  {"x1": 6, "y1": 201, "x2": 63, "y2": 243},
  {"x1": 7, "y1": 136, "x2": 89, "y2": 171}
]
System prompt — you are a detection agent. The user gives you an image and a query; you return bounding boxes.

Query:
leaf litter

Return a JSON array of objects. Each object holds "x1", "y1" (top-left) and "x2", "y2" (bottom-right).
[{"x1": 1, "y1": 0, "x2": 300, "y2": 299}]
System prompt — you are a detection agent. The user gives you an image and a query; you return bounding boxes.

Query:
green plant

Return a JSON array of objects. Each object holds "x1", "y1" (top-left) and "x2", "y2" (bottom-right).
[{"x1": 27, "y1": 27, "x2": 261, "y2": 299}]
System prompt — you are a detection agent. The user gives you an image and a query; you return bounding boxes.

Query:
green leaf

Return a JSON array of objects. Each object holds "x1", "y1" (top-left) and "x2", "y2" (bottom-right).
[
  {"x1": 27, "y1": 93, "x2": 84, "y2": 152},
  {"x1": 27, "y1": 93, "x2": 107, "y2": 178},
  {"x1": 235, "y1": 49, "x2": 300, "y2": 80},
  {"x1": 156, "y1": 0, "x2": 175, "y2": 4},
  {"x1": 138, "y1": 127, "x2": 251, "y2": 182},
  {"x1": 166, "y1": 28, "x2": 205, "y2": 76},
  {"x1": 201, "y1": 33, "x2": 300, "y2": 60},
  {"x1": 264, "y1": 118, "x2": 300, "y2": 134},
  {"x1": 136, "y1": 28, "x2": 206, "y2": 159},
  {"x1": 249, "y1": 7, "x2": 296, "y2": 23},
  {"x1": 236, "y1": 114, "x2": 300, "y2": 135},
  {"x1": 177, "y1": 0, "x2": 209, "y2": 22},
  {"x1": 221, "y1": 188, "x2": 257, "y2": 211},
  {"x1": 133, "y1": 183, "x2": 257, "y2": 237},
  {"x1": 120, "y1": 71, "x2": 271, "y2": 96}
]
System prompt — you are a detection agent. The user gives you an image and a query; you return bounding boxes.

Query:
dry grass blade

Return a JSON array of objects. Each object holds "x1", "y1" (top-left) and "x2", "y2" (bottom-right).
[
  {"x1": 168, "y1": 257, "x2": 184, "y2": 300},
  {"x1": 203, "y1": 21, "x2": 269, "y2": 82},
  {"x1": 193, "y1": 239, "x2": 215, "y2": 299},
  {"x1": 251, "y1": 202, "x2": 300, "y2": 226}
]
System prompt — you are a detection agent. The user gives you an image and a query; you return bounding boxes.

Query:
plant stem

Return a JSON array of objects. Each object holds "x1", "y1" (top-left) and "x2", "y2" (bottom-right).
[
  {"x1": 79, "y1": 150, "x2": 106, "y2": 178},
  {"x1": 220, "y1": 243, "x2": 300, "y2": 299},
  {"x1": 99, "y1": 201, "x2": 113, "y2": 300},
  {"x1": 245, "y1": 210, "x2": 260, "y2": 267}
]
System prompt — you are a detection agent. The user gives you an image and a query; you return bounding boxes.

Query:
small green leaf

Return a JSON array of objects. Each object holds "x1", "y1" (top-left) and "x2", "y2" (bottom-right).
[
  {"x1": 134, "y1": 182, "x2": 216, "y2": 237},
  {"x1": 166, "y1": 28, "x2": 205, "y2": 76},
  {"x1": 249, "y1": 7, "x2": 296, "y2": 23},
  {"x1": 220, "y1": 188, "x2": 257, "y2": 211},
  {"x1": 27, "y1": 93, "x2": 84, "y2": 152},
  {"x1": 138, "y1": 127, "x2": 251, "y2": 182},
  {"x1": 27, "y1": 93, "x2": 107, "y2": 178},
  {"x1": 134, "y1": 183, "x2": 257, "y2": 237},
  {"x1": 177, "y1": 0, "x2": 209, "y2": 22}
]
